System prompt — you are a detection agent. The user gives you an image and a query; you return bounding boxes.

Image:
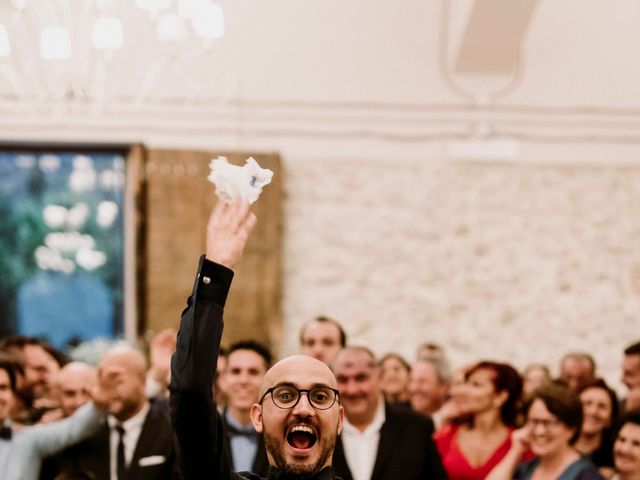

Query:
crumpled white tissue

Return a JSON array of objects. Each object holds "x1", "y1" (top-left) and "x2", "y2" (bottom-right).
[{"x1": 207, "y1": 156, "x2": 273, "y2": 205}]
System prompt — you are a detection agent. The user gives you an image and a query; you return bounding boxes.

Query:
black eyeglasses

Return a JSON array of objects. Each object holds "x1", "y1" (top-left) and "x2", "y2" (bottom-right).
[{"x1": 259, "y1": 385, "x2": 340, "y2": 410}]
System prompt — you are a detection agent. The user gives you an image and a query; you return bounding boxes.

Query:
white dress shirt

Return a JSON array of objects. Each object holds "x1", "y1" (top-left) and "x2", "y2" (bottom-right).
[
  {"x1": 340, "y1": 395, "x2": 386, "y2": 480},
  {"x1": 107, "y1": 401, "x2": 150, "y2": 480}
]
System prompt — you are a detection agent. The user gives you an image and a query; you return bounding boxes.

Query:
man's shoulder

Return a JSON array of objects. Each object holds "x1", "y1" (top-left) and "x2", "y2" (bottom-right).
[
  {"x1": 147, "y1": 398, "x2": 171, "y2": 424},
  {"x1": 385, "y1": 403, "x2": 433, "y2": 424},
  {"x1": 383, "y1": 403, "x2": 436, "y2": 436}
]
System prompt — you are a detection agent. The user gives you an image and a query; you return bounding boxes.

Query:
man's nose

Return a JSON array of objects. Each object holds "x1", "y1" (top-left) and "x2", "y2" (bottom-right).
[
  {"x1": 292, "y1": 392, "x2": 315, "y2": 415},
  {"x1": 338, "y1": 382, "x2": 356, "y2": 396}
]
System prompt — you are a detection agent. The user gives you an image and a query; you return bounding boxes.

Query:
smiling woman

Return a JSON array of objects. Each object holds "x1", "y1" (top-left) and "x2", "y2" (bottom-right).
[
  {"x1": 486, "y1": 381, "x2": 604, "y2": 480},
  {"x1": 434, "y1": 361, "x2": 525, "y2": 480},
  {"x1": 575, "y1": 379, "x2": 619, "y2": 471},
  {"x1": 612, "y1": 411, "x2": 640, "y2": 480}
]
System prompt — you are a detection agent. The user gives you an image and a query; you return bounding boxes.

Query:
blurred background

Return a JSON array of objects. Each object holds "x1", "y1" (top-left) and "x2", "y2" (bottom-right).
[{"x1": 0, "y1": 0, "x2": 639, "y2": 393}]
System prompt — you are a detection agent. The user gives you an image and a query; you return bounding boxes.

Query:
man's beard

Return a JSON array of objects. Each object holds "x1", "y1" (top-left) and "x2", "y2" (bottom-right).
[{"x1": 263, "y1": 428, "x2": 337, "y2": 479}]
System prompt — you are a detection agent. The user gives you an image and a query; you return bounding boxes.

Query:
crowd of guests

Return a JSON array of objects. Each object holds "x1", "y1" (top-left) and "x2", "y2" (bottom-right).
[{"x1": 0, "y1": 320, "x2": 638, "y2": 480}]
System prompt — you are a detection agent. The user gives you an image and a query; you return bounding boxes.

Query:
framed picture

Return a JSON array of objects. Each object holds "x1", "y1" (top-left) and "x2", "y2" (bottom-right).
[{"x1": 0, "y1": 143, "x2": 144, "y2": 349}]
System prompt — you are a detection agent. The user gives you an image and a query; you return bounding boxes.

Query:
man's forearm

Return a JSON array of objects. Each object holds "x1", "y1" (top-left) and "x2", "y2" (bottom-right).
[
  {"x1": 170, "y1": 257, "x2": 233, "y2": 392},
  {"x1": 169, "y1": 256, "x2": 234, "y2": 480},
  {"x1": 26, "y1": 402, "x2": 104, "y2": 458}
]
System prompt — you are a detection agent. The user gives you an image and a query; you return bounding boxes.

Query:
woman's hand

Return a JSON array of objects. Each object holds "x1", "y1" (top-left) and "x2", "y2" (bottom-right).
[{"x1": 511, "y1": 424, "x2": 532, "y2": 453}]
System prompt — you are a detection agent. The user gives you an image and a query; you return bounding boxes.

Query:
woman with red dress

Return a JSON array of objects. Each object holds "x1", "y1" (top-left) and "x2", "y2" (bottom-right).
[{"x1": 435, "y1": 361, "x2": 527, "y2": 480}]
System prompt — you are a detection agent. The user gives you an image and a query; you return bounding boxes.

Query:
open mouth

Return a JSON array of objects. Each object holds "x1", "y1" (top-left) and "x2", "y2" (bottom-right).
[{"x1": 286, "y1": 424, "x2": 318, "y2": 450}]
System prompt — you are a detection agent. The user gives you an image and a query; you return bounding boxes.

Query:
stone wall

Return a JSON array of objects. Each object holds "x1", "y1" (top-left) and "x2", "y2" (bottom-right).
[{"x1": 280, "y1": 157, "x2": 640, "y2": 392}]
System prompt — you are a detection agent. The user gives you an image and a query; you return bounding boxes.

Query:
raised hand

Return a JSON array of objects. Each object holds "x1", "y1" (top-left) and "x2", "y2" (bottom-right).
[
  {"x1": 205, "y1": 200, "x2": 257, "y2": 269},
  {"x1": 91, "y1": 365, "x2": 125, "y2": 411},
  {"x1": 149, "y1": 328, "x2": 177, "y2": 386},
  {"x1": 510, "y1": 424, "x2": 532, "y2": 453}
]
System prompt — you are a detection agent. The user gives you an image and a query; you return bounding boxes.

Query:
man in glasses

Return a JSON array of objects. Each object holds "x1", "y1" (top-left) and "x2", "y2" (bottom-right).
[{"x1": 170, "y1": 201, "x2": 344, "y2": 480}]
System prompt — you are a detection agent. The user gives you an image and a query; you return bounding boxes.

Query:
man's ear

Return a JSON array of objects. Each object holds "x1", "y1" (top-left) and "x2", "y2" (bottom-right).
[
  {"x1": 218, "y1": 370, "x2": 227, "y2": 391},
  {"x1": 337, "y1": 405, "x2": 344, "y2": 436},
  {"x1": 250, "y1": 403, "x2": 264, "y2": 433}
]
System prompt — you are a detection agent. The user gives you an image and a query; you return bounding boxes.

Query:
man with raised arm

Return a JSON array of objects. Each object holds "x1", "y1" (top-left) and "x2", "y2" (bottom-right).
[
  {"x1": 0, "y1": 352, "x2": 119, "y2": 480},
  {"x1": 170, "y1": 201, "x2": 344, "y2": 480}
]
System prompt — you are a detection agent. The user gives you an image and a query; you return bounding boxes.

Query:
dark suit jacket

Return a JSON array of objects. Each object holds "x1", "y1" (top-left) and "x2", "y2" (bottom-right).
[
  {"x1": 222, "y1": 412, "x2": 270, "y2": 476},
  {"x1": 170, "y1": 257, "x2": 342, "y2": 480},
  {"x1": 43, "y1": 400, "x2": 177, "y2": 480},
  {"x1": 332, "y1": 403, "x2": 447, "y2": 480}
]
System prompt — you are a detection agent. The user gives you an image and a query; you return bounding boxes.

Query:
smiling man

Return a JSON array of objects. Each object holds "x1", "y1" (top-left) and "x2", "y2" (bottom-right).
[
  {"x1": 299, "y1": 317, "x2": 346, "y2": 366},
  {"x1": 331, "y1": 347, "x2": 446, "y2": 480},
  {"x1": 170, "y1": 201, "x2": 345, "y2": 480},
  {"x1": 221, "y1": 340, "x2": 271, "y2": 475},
  {"x1": 0, "y1": 352, "x2": 120, "y2": 480}
]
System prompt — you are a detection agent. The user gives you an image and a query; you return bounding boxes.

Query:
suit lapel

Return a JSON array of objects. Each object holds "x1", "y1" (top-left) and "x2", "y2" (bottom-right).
[
  {"x1": 370, "y1": 404, "x2": 396, "y2": 480},
  {"x1": 126, "y1": 405, "x2": 155, "y2": 478},
  {"x1": 252, "y1": 433, "x2": 269, "y2": 475},
  {"x1": 93, "y1": 424, "x2": 112, "y2": 479},
  {"x1": 333, "y1": 437, "x2": 354, "y2": 480}
]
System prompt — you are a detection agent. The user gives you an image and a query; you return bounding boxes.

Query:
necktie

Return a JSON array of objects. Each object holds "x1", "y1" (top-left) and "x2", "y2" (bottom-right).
[
  {"x1": 116, "y1": 425, "x2": 126, "y2": 480},
  {"x1": 0, "y1": 426, "x2": 11, "y2": 440}
]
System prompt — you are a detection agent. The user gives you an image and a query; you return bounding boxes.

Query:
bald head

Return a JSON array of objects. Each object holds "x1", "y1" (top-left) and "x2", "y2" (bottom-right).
[
  {"x1": 99, "y1": 345, "x2": 147, "y2": 377},
  {"x1": 251, "y1": 354, "x2": 344, "y2": 477},
  {"x1": 98, "y1": 345, "x2": 148, "y2": 421},
  {"x1": 333, "y1": 346, "x2": 376, "y2": 371},
  {"x1": 53, "y1": 362, "x2": 97, "y2": 417},
  {"x1": 56, "y1": 362, "x2": 96, "y2": 385},
  {"x1": 260, "y1": 354, "x2": 338, "y2": 397}
]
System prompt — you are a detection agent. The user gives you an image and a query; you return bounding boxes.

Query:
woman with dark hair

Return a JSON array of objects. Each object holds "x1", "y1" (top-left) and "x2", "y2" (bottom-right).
[
  {"x1": 487, "y1": 381, "x2": 603, "y2": 480},
  {"x1": 575, "y1": 379, "x2": 619, "y2": 471},
  {"x1": 610, "y1": 410, "x2": 640, "y2": 480},
  {"x1": 378, "y1": 352, "x2": 411, "y2": 406},
  {"x1": 435, "y1": 361, "x2": 527, "y2": 479}
]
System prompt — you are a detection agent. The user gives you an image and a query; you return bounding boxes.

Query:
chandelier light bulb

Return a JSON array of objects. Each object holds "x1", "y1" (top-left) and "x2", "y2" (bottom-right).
[
  {"x1": 3, "y1": 0, "x2": 230, "y2": 107},
  {"x1": 92, "y1": 17, "x2": 124, "y2": 50},
  {"x1": 135, "y1": 0, "x2": 171, "y2": 11},
  {"x1": 40, "y1": 26, "x2": 72, "y2": 60},
  {"x1": 192, "y1": 3, "x2": 224, "y2": 39},
  {"x1": 95, "y1": 0, "x2": 116, "y2": 10},
  {"x1": 157, "y1": 13, "x2": 188, "y2": 42},
  {"x1": 10, "y1": 0, "x2": 27, "y2": 11},
  {"x1": 0, "y1": 24, "x2": 10, "y2": 57},
  {"x1": 178, "y1": 0, "x2": 211, "y2": 21}
]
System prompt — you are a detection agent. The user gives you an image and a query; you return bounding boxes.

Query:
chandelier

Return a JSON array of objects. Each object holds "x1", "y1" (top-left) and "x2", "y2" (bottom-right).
[{"x1": 0, "y1": 0, "x2": 225, "y2": 112}]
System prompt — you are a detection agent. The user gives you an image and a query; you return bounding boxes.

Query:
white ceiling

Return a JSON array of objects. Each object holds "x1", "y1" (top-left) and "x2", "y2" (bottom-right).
[{"x1": 0, "y1": 0, "x2": 639, "y2": 153}]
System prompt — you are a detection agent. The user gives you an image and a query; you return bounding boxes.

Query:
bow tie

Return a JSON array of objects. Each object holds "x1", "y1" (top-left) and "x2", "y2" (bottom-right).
[
  {"x1": 224, "y1": 421, "x2": 259, "y2": 439},
  {"x1": 0, "y1": 426, "x2": 12, "y2": 440}
]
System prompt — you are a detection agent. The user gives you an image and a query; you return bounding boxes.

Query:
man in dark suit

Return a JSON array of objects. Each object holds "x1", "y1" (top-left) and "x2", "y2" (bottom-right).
[
  {"x1": 170, "y1": 200, "x2": 346, "y2": 480},
  {"x1": 331, "y1": 346, "x2": 446, "y2": 480},
  {"x1": 221, "y1": 340, "x2": 271, "y2": 475},
  {"x1": 44, "y1": 346, "x2": 177, "y2": 480}
]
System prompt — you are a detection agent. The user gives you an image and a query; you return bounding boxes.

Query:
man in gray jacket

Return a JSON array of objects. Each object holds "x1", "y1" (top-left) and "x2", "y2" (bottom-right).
[{"x1": 0, "y1": 351, "x2": 116, "y2": 480}]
